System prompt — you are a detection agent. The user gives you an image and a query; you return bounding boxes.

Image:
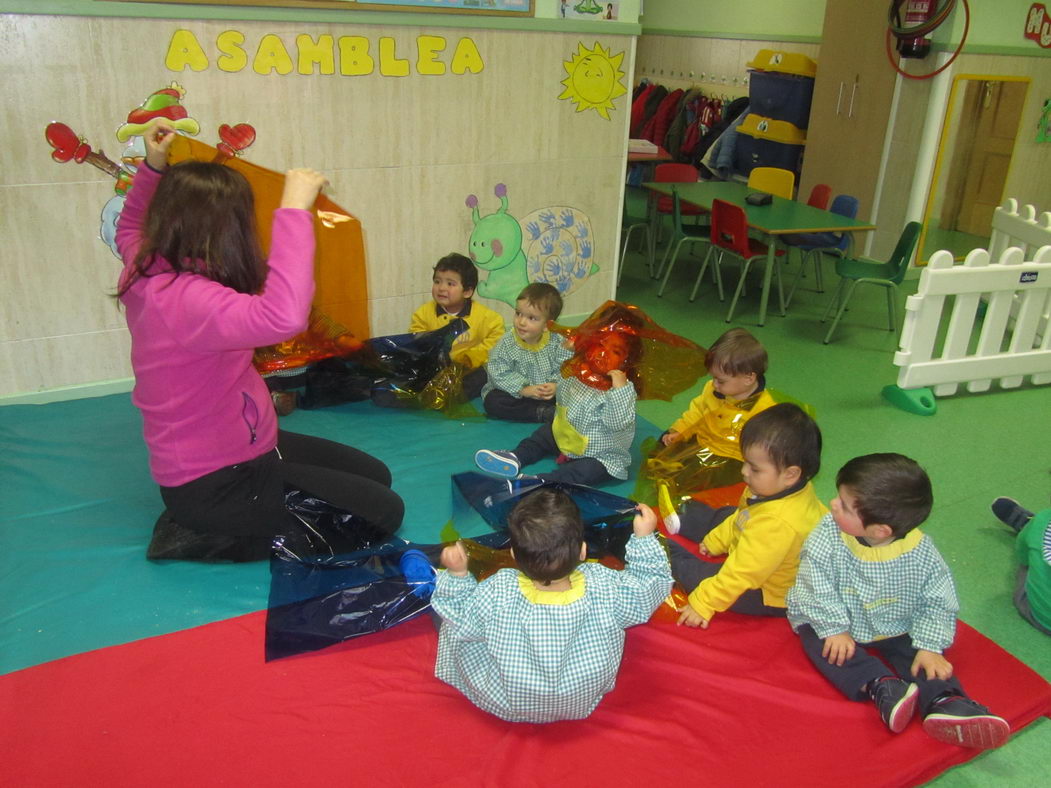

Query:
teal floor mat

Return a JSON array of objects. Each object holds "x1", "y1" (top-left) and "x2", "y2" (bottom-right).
[{"x1": 0, "y1": 394, "x2": 660, "y2": 674}]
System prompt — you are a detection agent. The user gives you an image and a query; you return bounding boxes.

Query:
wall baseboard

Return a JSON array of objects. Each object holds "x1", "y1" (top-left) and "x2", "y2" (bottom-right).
[
  {"x1": 0, "y1": 312, "x2": 601, "y2": 407},
  {"x1": 0, "y1": 378, "x2": 134, "y2": 406}
]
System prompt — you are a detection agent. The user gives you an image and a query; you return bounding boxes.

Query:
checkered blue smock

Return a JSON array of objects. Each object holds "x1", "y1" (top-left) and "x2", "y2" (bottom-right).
[
  {"x1": 787, "y1": 514, "x2": 959, "y2": 653},
  {"x1": 481, "y1": 331, "x2": 574, "y2": 398},
  {"x1": 432, "y1": 533, "x2": 671, "y2": 722},
  {"x1": 552, "y1": 376, "x2": 637, "y2": 479}
]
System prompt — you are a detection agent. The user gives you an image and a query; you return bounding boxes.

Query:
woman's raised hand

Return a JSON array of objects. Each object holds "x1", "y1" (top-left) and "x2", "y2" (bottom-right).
[
  {"x1": 144, "y1": 119, "x2": 177, "y2": 171},
  {"x1": 280, "y1": 168, "x2": 329, "y2": 210}
]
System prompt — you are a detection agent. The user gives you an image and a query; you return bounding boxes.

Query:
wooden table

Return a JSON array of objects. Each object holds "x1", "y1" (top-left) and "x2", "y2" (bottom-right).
[
  {"x1": 627, "y1": 144, "x2": 672, "y2": 165},
  {"x1": 643, "y1": 181, "x2": 876, "y2": 325}
]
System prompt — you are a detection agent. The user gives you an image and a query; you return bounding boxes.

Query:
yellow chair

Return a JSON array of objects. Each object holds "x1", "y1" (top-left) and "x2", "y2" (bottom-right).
[{"x1": 747, "y1": 167, "x2": 795, "y2": 199}]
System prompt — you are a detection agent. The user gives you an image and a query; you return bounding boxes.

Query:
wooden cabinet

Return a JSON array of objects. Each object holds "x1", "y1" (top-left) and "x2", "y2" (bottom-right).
[{"x1": 799, "y1": 0, "x2": 898, "y2": 223}]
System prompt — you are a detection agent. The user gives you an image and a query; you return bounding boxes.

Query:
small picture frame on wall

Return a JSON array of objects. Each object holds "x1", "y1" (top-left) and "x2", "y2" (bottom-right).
[
  {"x1": 563, "y1": 1, "x2": 618, "y2": 20},
  {"x1": 116, "y1": 0, "x2": 535, "y2": 16}
]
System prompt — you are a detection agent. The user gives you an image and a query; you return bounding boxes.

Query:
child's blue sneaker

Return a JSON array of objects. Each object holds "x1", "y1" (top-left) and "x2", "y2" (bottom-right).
[
  {"x1": 922, "y1": 695, "x2": 1010, "y2": 749},
  {"x1": 475, "y1": 449, "x2": 521, "y2": 478},
  {"x1": 990, "y1": 497, "x2": 1033, "y2": 532},
  {"x1": 870, "y1": 676, "x2": 918, "y2": 733}
]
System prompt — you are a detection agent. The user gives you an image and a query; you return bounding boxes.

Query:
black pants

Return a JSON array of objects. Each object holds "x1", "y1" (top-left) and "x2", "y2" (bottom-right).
[
  {"x1": 512, "y1": 423, "x2": 614, "y2": 487},
  {"x1": 154, "y1": 430, "x2": 404, "y2": 562},
  {"x1": 796, "y1": 625, "x2": 967, "y2": 711},
  {"x1": 669, "y1": 500, "x2": 786, "y2": 617},
  {"x1": 483, "y1": 389, "x2": 555, "y2": 423}
]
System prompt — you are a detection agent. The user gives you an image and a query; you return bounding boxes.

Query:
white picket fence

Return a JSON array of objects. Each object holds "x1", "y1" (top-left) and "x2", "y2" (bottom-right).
[{"x1": 892, "y1": 200, "x2": 1051, "y2": 400}]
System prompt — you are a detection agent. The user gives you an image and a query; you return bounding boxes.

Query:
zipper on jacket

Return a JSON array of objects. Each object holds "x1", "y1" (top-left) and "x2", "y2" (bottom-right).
[{"x1": 241, "y1": 392, "x2": 259, "y2": 444}]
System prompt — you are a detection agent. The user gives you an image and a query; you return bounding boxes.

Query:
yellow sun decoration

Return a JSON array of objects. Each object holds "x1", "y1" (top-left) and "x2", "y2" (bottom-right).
[{"x1": 559, "y1": 42, "x2": 627, "y2": 120}]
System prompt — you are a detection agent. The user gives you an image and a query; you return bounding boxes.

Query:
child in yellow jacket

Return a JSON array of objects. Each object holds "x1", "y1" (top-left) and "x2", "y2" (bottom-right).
[
  {"x1": 408, "y1": 252, "x2": 505, "y2": 399},
  {"x1": 667, "y1": 403, "x2": 827, "y2": 629},
  {"x1": 648, "y1": 328, "x2": 776, "y2": 503}
]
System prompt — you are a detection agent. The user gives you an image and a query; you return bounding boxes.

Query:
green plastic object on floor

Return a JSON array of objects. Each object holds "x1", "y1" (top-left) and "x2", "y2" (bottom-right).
[{"x1": 881, "y1": 384, "x2": 937, "y2": 416}]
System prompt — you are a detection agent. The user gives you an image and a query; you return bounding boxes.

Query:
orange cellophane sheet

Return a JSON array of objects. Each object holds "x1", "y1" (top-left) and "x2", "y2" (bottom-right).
[{"x1": 167, "y1": 136, "x2": 369, "y2": 372}]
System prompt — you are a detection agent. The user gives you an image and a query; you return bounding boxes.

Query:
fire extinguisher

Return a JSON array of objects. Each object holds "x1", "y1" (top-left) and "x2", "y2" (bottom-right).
[
  {"x1": 889, "y1": 0, "x2": 956, "y2": 60},
  {"x1": 899, "y1": 1, "x2": 934, "y2": 58}
]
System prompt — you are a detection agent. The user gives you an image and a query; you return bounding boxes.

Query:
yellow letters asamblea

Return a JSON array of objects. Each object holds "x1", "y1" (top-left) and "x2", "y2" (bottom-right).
[{"x1": 166, "y1": 30, "x2": 485, "y2": 77}]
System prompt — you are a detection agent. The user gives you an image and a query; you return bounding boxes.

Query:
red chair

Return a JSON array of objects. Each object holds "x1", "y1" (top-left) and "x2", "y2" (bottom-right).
[
  {"x1": 652, "y1": 163, "x2": 705, "y2": 279},
  {"x1": 805, "y1": 183, "x2": 832, "y2": 210},
  {"x1": 707, "y1": 199, "x2": 785, "y2": 324}
]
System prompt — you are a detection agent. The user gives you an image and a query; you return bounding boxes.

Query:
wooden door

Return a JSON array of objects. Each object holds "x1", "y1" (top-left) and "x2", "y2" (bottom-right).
[
  {"x1": 940, "y1": 80, "x2": 1028, "y2": 236},
  {"x1": 799, "y1": 0, "x2": 897, "y2": 222}
]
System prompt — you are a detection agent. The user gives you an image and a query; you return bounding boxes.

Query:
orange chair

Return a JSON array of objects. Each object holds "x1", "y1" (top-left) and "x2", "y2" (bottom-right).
[
  {"x1": 708, "y1": 199, "x2": 785, "y2": 324},
  {"x1": 747, "y1": 167, "x2": 795, "y2": 199},
  {"x1": 804, "y1": 183, "x2": 832, "y2": 210}
]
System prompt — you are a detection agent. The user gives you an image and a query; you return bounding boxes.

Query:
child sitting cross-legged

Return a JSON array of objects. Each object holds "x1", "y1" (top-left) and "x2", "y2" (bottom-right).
[
  {"x1": 431, "y1": 489, "x2": 672, "y2": 722},
  {"x1": 787, "y1": 454, "x2": 1010, "y2": 749},
  {"x1": 667, "y1": 402, "x2": 827, "y2": 629},
  {"x1": 482, "y1": 283, "x2": 573, "y2": 423}
]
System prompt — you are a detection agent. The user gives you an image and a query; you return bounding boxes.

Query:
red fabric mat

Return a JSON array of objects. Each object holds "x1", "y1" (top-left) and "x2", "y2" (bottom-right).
[{"x1": 3, "y1": 611, "x2": 1048, "y2": 788}]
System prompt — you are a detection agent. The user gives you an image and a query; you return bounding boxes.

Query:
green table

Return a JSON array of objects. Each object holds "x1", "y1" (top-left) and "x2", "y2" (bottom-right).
[{"x1": 643, "y1": 181, "x2": 876, "y2": 325}]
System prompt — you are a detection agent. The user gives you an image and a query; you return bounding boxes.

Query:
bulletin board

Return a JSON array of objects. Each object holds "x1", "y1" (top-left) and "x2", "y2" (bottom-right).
[{"x1": 118, "y1": 0, "x2": 536, "y2": 16}]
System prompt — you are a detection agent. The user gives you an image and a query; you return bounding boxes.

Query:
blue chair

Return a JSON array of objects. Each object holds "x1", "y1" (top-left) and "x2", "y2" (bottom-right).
[
  {"x1": 784, "y1": 194, "x2": 860, "y2": 308},
  {"x1": 657, "y1": 188, "x2": 720, "y2": 299},
  {"x1": 821, "y1": 221, "x2": 921, "y2": 344}
]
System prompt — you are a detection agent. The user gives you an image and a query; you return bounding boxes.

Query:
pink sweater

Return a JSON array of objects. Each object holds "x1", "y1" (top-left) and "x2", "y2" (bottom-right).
[{"x1": 116, "y1": 165, "x2": 316, "y2": 487}]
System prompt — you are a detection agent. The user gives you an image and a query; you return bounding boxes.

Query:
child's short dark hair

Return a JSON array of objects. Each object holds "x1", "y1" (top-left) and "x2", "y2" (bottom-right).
[
  {"x1": 705, "y1": 327, "x2": 768, "y2": 377},
  {"x1": 517, "y1": 283, "x2": 563, "y2": 321},
  {"x1": 836, "y1": 453, "x2": 933, "y2": 537},
  {"x1": 433, "y1": 253, "x2": 478, "y2": 292},
  {"x1": 740, "y1": 403, "x2": 821, "y2": 481},
  {"x1": 507, "y1": 488, "x2": 584, "y2": 584}
]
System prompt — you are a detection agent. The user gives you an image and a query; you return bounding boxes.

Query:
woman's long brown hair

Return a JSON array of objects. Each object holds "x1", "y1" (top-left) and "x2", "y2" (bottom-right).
[{"x1": 118, "y1": 161, "x2": 265, "y2": 296}]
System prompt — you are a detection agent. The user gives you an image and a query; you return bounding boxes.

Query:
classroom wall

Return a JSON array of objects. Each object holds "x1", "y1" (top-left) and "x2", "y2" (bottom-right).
[
  {"x1": 639, "y1": 0, "x2": 825, "y2": 39},
  {"x1": 636, "y1": 0, "x2": 1051, "y2": 259},
  {"x1": 635, "y1": 34, "x2": 819, "y2": 98},
  {"x1": 0, "y1": 5, "x2": 638, "y2": 398}
]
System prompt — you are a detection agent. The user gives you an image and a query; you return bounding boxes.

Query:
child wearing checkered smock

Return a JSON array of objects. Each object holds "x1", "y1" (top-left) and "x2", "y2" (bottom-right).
[
  {"x1": 482, "y1": 284, "x2": 573, "y2": 423},
  {"x1": 431, "y1": 489, "x2": 671, "y2": 723},
  {"x1": 787, "y1": 454, "x2": 1009, "y2": 749},
  {"x1": 475, "y1": 313, "x2": 642, "y2": 487}
]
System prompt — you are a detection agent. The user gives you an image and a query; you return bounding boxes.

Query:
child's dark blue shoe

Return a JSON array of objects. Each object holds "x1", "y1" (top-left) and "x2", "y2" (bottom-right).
[
  {"x1": 475, "y1": 449, "x2": 521, "y2": 479},
  {"x1": 990, "y1": 497, "x2": 1033, "y2": 532},
  {"x1": 922, "y1": 695, "x2": 1010, "y2": 749},
  {"x1": 869, "y1": 676, "x2": 919, "y2": 734}
]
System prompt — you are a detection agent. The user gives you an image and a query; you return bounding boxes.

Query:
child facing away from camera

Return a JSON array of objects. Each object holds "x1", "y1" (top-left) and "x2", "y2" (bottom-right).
[
  {"x1": 482, "y1": 283, "x2": 573, "y2": 423},
  {"x1": 474, "y1": 303, "x2": 643, "y2": 487},
  {"x1": 787, "y1": 454, "x2": 1010, "y2": 749},
  {"x1": 666, "y1": 403, "x2": 827, "y2": 629},
  {"x1": 431, "y1": 489, "x2": 672, "y2": 722},
  {"x1": 409, "y1": 252, "x2": 504, "y2": 400}
]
